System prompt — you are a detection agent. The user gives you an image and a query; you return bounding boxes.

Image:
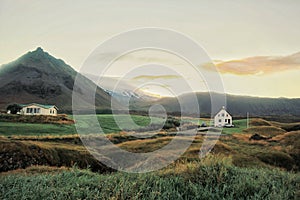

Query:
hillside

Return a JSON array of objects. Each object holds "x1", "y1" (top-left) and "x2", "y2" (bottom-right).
[
  {"x1": 134, "y1": 92, "x2": 300, "y2": 119},
  {"x1": 83, "y1": 74, "x2": 158, "y2": 107},
  {"x1": 0, "y1": 47, "x2": 120, "y2": 112}
]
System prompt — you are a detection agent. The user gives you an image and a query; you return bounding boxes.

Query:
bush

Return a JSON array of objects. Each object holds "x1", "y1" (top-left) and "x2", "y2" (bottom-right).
[
  {"x1": 163, "y1": 117, "x2": 180, "y2": 130},
  {"x1": 6, "y1": 104, "x2": 22, "y2": 114}
]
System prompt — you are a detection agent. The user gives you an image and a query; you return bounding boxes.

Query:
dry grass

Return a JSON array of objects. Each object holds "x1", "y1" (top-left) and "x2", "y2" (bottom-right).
[
  {"x1": 211, "y1": 141, "x2": 233, "y2": 154},
  {"x1": 118, "y1": 136, "x2": 175, "y2": 153},
  {"x1": 271, "y1": 131, "x2": 300, "y2": 168},
  {"x1": 270, "y1": 121, "x2": 300, "y2": 132},
  {"x1": 243, "y1": 126, "x2": 286, "y2": 137},
  {"x1": 271, "y1": 130, "x2": 300, "y2": 143},
  {"x1": 1, "y1": 117, "x2": 299, "y2": 173},
  {"x1": 0, "y1": 137, "x2": 113, "y2": 173},
  {"x1": 232, "y1": 133, "x2": 270, "y2": 145},
  {"x1": 161, "y1": 154, "x2": 233, "y2": 176},
  {"x1": 250, "y1": 118, "x2": 272, "y2": 126},
  {"x1": 0, "y1": 165, "x2": 70, "y2": 176}
]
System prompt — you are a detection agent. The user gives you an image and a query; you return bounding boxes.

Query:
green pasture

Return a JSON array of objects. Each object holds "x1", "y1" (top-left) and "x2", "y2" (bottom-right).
[{"x1": 0, "y1": 114, "x2": 249, "y2": 136}]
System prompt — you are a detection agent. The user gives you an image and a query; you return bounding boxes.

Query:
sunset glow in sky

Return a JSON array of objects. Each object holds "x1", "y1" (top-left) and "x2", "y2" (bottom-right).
[{"x1": 0, "y1": 0, "x2": 299, "y2": 97}]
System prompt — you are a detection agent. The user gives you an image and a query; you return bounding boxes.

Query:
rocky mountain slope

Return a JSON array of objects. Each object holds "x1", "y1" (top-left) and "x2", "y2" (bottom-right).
[{"x1": 0, "y1": 47, "x2": 120, "y2": 112}]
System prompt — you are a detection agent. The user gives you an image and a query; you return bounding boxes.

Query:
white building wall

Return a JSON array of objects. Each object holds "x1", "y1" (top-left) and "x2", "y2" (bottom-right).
[
  {"x1": 214, "y1": 108, "x2": 232, "y2": 127},
  {"x1": 21, "y1": 105, "x2": 58, "y2": 116}
]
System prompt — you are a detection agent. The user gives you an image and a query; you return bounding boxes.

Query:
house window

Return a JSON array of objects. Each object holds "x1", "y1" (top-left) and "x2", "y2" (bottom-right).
[
  {"x1": 222, "y1": 113, "x2": 224, "y2": 117},
  {"x1": 219, "y1": 119, "x2": 221, "y2": 122},
  {"x1": 225, "y1": 119, "x2": 227, "y2": 122},
  {"x1": 226, "y1": 114, "x2": 228, "y2": 117},
  {"x1": 37, "y1": 108, "x2": 40, "y2": 113},
  {"x1": 26, "y1": 108, "x2": 30, "y2": 113}
]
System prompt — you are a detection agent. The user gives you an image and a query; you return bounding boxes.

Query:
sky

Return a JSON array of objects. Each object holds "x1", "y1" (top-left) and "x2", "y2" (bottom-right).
[{"x1": 0, "y1": 0, "x2": 300, "y2": 98}]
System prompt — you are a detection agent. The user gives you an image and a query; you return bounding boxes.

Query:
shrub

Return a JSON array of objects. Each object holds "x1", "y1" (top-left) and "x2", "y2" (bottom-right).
[
  {"x1": 163, "y1": 117, "x2": 180, "y2": 130},
  {"x1": 6, "y1": 104, "x2": 22, "y2": 114}
]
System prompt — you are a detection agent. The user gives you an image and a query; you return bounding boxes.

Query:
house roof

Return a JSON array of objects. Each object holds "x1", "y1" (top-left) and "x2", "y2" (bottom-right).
[
  {"x1": 214, "y1": 106, "x2": 231, "y2": 117},
  {"x1": 19, "y1": 103, "x2": 58, "y2": 110}
]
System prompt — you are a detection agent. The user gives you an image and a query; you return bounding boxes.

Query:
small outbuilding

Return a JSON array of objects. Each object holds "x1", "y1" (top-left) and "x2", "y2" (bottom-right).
[
  {"x1": 19, "y1": 103, "x2": 58, "y2": 116},
  {"x1": 214, "y1": 106, "x2": 233, "y2": 127}
]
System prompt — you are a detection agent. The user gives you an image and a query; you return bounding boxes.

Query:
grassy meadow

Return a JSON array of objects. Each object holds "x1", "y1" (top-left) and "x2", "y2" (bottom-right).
[
  {"x1": 0, "y1": 122, "x2": 76, "y2": 136},
  {"x1": 221, "y1": 119, "x2": 247, "y2": 134},
  {"x1": 0, "y1": 114, "x2": 165, "y2": 136},
  {"x1": 0, "y1": 114, "x2": 299, "y2": 199},
  {"x1": 0, "y1": 115, "x2": 248, "y2": 136}
]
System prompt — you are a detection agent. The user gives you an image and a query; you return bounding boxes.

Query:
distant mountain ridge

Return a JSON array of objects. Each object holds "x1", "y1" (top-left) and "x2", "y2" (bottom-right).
[
  {"x1": 82, "y1": 75, "x2": 159, "y2": 105},
  {"x1": 131, "y1": 92, "x2": 300, "y2": 118},
  {"x1": 0, "y1": 47, "x2": 119, "y2": 112},
  {"x1": 0, "y1": 48, "x2": 299, "y2": 118},
  {"x1": 149, "y1": 92, "x2": 300, "y2": 117}
]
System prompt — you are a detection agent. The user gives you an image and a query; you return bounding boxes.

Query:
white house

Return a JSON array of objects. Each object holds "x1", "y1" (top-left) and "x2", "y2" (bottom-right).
[
  {"x1": 19, "y1": 103, "x2": 58, "y2": 116},
  {"x1": 214, "y1": 106, "x2": 233, "y2": 127}
]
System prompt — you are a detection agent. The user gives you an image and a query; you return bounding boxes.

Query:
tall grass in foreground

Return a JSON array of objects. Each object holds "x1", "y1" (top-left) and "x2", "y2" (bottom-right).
[{"x1": 0, "y1": 156, "x2": 299, "y2": 200}]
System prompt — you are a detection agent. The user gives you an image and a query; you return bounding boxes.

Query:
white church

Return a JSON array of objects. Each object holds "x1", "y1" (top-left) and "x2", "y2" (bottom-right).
[{"x1": 214, "y1": 106, "x2": 233, "y2": 127}]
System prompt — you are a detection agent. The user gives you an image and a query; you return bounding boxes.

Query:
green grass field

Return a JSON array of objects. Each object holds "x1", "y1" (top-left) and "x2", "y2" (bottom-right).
[
  {"x1": 0, "y1": 114, "x2": 166, "y2": 136},
  {"x1": 0, "y1": 122, "x2": 76, "y2": 136},
  {"x1": 0, "y1": 114, "x2": 250, "y2": 137},
  {"x1": 93, "y1": 114, "x2": 164, "y2": 133},
  {"x1": 222, "y1": 119, "x2": 248, "y2": 134}
]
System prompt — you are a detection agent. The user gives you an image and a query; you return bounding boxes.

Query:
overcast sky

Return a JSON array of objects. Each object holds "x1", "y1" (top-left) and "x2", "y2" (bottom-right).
[{"x1": 0, "y1": 0, "x2": 299, "y2": 97}]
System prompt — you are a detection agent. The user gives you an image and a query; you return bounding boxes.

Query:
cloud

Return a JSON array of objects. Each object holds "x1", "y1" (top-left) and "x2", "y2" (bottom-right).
[
  {"x1": 131, "y1": 75, "x2": 181, "y2": 81},
  {"x1": 214, "y1": 52, "x2": 300, "y2": 75}
]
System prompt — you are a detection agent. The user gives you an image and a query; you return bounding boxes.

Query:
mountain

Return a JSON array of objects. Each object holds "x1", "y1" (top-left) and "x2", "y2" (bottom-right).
[
  {"x1": 0, "y1": 47, "x2": 120, "y2": 112},
  {"x1": 134, "y1": 92, "x2": 300, "y2": 118},
  {"x1": 1, "y1": 48, "x2": 299, "y2": 118},
  {"x1": 82, "y1": 75, "x2": 158, "y2": 105}
]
